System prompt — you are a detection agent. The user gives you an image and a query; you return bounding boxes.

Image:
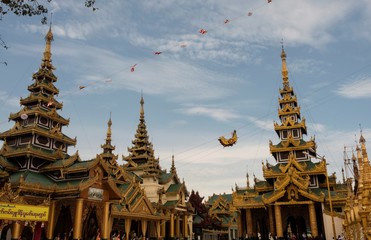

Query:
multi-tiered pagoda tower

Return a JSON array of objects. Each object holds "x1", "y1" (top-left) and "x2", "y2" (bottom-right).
[
  {"x1": 232, "y1": 47, "x2": 347, "y2": 240},
  {"x1": 0, "y1": 28, "x2": 178, "y2": 240},
  {"x1": 123, "y1": 96, "x2": 193, "y2": 240}
]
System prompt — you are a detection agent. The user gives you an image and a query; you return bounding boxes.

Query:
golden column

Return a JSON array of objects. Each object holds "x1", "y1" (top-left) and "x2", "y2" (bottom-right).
[
  {"x1": 102, "y1": 202, "x2": 111, "y2": 240},
  {"x1": 160, "y1": 220, "x2": 166, "y2": 239},
  {"x1": 73, "y1": 198, "x2": 84, "y2": 240},
  {"x1": 246, "y1": 208, "x2": 253, "y2": 236},
  {"x1": 175, "y1": 214, "x2": 180, "y2": 238},
  {"x1": 156, "y1": 221, "x2": 161, "y2": 240},
  {"x1": 11, "y1": 221, "x2": 21, "y2": 240},
  {"x1": 268, "y1": 205, "x2": 275, "y2": 235},
  {"x1": 274, "y1": 204, "x2": 283, "y2": 238},
  {"x1": 141, "y1": 220, "x2": 147, "y2": 240},
  {"x1": 183, "y1": 214, "x2": 189, "y2": 239},
  {"x1": 170, "y1": 213, "x2": 175, "y2": 238},
  {"x1": 46, "y1": 200, "x2": 56, "y2": 239},
  {"x1": 125, "y1": 219, "x2": 131, "y2": 240},
  {"x1": 308, "y1": 202, "x2": 318, "y2": 237},
  {"x1": 237, "y1": 211, "x2": 242, "y2": 238}
]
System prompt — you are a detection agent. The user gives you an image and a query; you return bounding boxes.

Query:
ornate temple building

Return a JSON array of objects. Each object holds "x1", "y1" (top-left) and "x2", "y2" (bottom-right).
[
  {"x1": 232, "y1": 47, "x2": 348, "y2": 240},
  {"x1": 205, "y1": 194, "x2": 238, "y2": 240},
  {"x1": 0, "y1": 27, "x2": 192, "y2": 240},
  {"x1": 122, "y1": 96, "x2": 193, "y2": 240},
  {"x1": 343, "y1": 134, "x2": 371, "y2": 239}
]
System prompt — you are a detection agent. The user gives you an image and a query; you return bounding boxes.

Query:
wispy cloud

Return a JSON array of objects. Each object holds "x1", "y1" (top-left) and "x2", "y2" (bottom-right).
[
  {"x1": 247, "y1": 116, "x2": 273, "y2": 131},
  {"x1": 336, "y1": 75, "x2": 371, "y2": 99},
  {"x1": 179, "y1": 105, "x2": 240, "y2": 122}
]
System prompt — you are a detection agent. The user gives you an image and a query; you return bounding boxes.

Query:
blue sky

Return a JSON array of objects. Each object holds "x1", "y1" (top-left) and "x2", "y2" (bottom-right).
[{"x1": 1, "y1": 0, "x2": 371, "y2": 198}]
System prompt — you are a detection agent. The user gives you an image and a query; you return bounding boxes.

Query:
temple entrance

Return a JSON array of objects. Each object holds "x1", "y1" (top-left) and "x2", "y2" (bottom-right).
[
  {"x1": 82, "y1": 206, "x2": 99, "y2": 240},
  {"x1": 54, "y1": 205, "x2": 73, "y2": 239},
  {"x1": 285, "y1": 216, "x2": 307, "y2": 239}
]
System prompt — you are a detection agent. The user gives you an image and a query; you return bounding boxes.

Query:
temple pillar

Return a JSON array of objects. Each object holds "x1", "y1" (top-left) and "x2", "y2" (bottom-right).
[
  {"x1": 237, "y1": 211, "x2": 242, "y2": 238},
  {"x1": 188, "y1": 215, "x2": 193, "y2": 240},
  {"x1": 170, "y1": 213, "x2": 175, "y2": 238},
  {"x1": 11, "y1": 221, "x2": 21, "y2": 240},
  {"x1": 73, "y1": 198, "x2": 84, "y2": 240},
  {"x1": 156, "y1": 221, "x2": 161, "y2": 239},
  {"x1": 125, "y1": 219, "x2": 131, "y2": 240},
  {"x1": 141, "y1": 220, "x2": 147, "y2": 240},
  {"x1": 102, "y1": 202, "x2": 110, "y2": 240},
  {"x1": 183, "y1": 214, "x2": 189, "y2": 239},
  {"x1": 274, "y1": 204, "x2": 283, "y2": 238},
  {"x1": 268, "y1": 205, "x2": 275, "y2": 235},
  {"x1": 308, "y1": 202, "x2": 318, "y2": 237},
  {"x1": 46, "y1": 200, "x2": 56, "y2": 240},
  {"x1": 175, "y1": 214, "x2": 180, "y2": 238},
  {"x1": 246, "y1": 208, "x2": 253, "y2": 236},
  {"x1": 160, "y1": 220, "x2": 166, "y2": 239}
]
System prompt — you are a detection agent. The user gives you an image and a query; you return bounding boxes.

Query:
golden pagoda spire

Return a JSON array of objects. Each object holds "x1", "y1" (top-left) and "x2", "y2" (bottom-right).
[
  {"x1": 41, "y1": 25, "x2": 55, "y2": 70},
  {"x1": 106, "y1": 112, "x2": 112, "y2": 143},
  {"x1": 170, "y1": 155, "x2": 176, "y2": 174},
  {"x1": 100, "y1": 113, "x2": 115, "y2": 156},
  {"x1": 140, "y1": 92, "x2": 144, "y2": 119},
  {"x1": 281, "y1": 43, "x2": 289, "y2": 86}
]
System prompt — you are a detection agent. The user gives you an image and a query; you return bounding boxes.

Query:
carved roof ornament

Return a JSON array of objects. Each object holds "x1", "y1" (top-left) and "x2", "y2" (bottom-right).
[{"x1": 0, "y1": 180, "x2": 24, "y2": 203}]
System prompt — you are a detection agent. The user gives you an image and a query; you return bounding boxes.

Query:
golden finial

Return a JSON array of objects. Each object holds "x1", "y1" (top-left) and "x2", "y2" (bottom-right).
[
  {"x1": 41, "y1": 20, "x2": 55, "y2": 70},
  {"x1": 140, "y1": 92, "x2": 144, "y2": 117},
  {"x1": 170, "y1": 155, "x2": 176, "y2": 173},
  {"x1": 107, "y1": 112, "x2": 112, "y2": 141},
  {"x1": 280, "y1": 39, "x2": 288, "y2": 84}
]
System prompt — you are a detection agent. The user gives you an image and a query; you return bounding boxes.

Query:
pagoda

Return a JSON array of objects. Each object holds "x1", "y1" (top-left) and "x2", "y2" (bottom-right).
[
  {"x1": 232, "y1": 47, "x2": 347, "y2": 240},
  {"x1": 123, "y1": 96, "x2": 193, "y2": 240},
  {"x1": 0, "y1": 27, "x2": 167, "y2": 240},
  {"x1": 343, "y1": 134, "x2": 371, "y2": 239}
]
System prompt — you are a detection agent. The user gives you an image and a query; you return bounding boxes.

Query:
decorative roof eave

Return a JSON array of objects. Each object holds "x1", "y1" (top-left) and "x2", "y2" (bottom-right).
[
  {"x1": 278, "y1": 155, "x2": 305, "y2": 173},
  {"x1": 28, "y1": 81, "x2": 59, "y2": 95},
  {"x1": 0, "y1": 155, "x2": 19, "y2": 171},
  {"x1": 278, "y1": 95, "x2": 297, "y2": 104},
  {"x1": 63, "y1": 158, "x2": 100, "y2": 173},
  {"x1": 0, "y1": 169, "x2": 9, "y2": 178},
  {"x1": 14, "y1": 175, "x2": 96, "y2": 195},
  {"x1": 270, "y1": 140, "x2": 316, "y2": 152},
  {"x1": 262, "y1": 190, "x2": 286, "y2": 204},
  {"x1": 274, "y1": 120, "x2": 306, "y2": 132},
  {"x1": 106, "y1": 177, "x2": 126, "y2": 199},
  {"x1": 278, "y1": 107, "x2": 300, "y2": 117},
  {"x1": 291, "y1": 174, "x2": 310, "y2": 190},
  {"x1": 39, "y1": 151, "x2": 80, "y2": 172},
  {"x1": 0, "y1": 144, "x2": 68, "y2": 161},
  {"x1": 274, "y1": 175, "x2": 291, "y2": 191},
  {"x1": 9, "y1": 107, "x2": 68, "y2": 125},
  {"x1": 110, "y1": 205, "x2": 166, "y2": 220},
  {"x1": 32, "y1": 68, "x2": 57, "y2": 82},
  {"x1": 297, "y1": 189, "x2": 325, "y2": 202},
  {"x1": 0, "y1": 124, "x2": 76, "y2": 145},
  {"x1": 254, "y1": 184, "x2": 274, "y2": 192},
  {"x1": 20, "y1": 94, "x2": 61, "y2": 108},
  {"x1": 279, "y1": 86, "x2": 293, "y2": 95}
]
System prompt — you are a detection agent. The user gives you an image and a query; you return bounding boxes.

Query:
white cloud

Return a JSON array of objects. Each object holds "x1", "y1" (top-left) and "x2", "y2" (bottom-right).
[
  {"x1": 180, "y1": 106, "x2": 240, "y2": 122},
  {"x1": 247, "y1": 116, "x2": 273, "y2": 131},
  {"x1": 336, "y1": 76, "x2": 371, "y2": 99}
]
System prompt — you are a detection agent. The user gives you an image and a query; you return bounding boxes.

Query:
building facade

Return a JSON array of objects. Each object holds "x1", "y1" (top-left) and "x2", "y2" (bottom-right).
[
  {"x1": 0, "y1": 27, "x2": 192, "y2": 240},
  {"x1": 232, "y1": 47, "x2": 347, "y2": 240}
]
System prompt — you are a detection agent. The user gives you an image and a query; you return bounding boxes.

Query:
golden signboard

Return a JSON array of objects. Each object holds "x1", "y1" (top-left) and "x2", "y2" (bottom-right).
[{"x1": 0, "y1": 202, "x2": 49, "y2": 221}]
